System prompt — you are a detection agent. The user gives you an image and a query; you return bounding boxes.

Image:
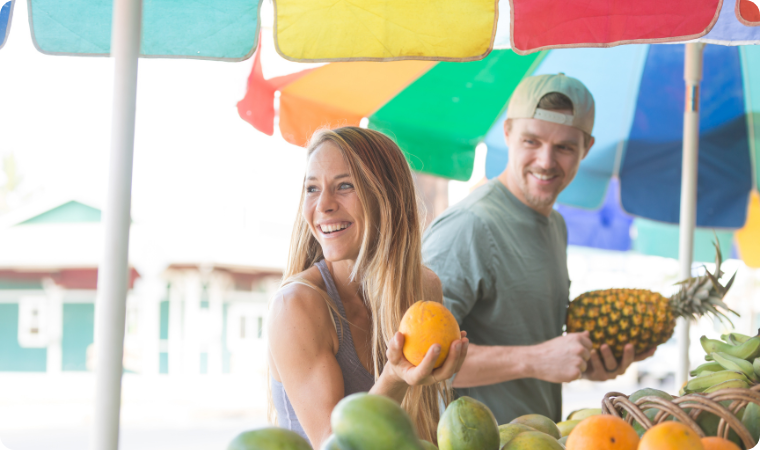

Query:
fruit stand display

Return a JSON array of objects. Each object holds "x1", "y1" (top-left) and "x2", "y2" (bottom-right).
[
  {"x1": 602, "y1": 333, "x2": 760, "y2": 449},
  {"x1": 225, "y1": 306, "x2": 760, "y2": 449},
  {"x1": 225, "y1": 256, "x2": 760, "y2": 450}
]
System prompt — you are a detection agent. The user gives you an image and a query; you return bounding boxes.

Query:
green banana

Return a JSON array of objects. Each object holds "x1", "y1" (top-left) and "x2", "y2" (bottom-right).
[
  {"x1": 702, "y1": 378, "x2": 750, "y2": 393},
  {"x1": 684, "y1": 370, "x2": 749, "y2": 394},
  {"x1": 728, "y1": 332, "x2": 753, "y2": 345},
  {"x1": 754, "y1": 357, "x2": 760, "y2": 378},
  {"x1": 711, "y1": 352, "x2": 759, "y2": 382},
  {"x1": 703, "y1": 336, "x2": 760, "y2": 361},
  {"x1": 731, "y1": 336, "x2": 760, "y2": 360},
  {"x1": 701, "y1": 336, "x2": 735, "y2": 355},
  {"x1": 690, "y1": 362, "x2": 724, "y2": 377}
]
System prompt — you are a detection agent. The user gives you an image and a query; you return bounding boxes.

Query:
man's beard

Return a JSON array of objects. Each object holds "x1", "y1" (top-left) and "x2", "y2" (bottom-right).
[{"x1": 518, "y1": 168, "x2": 561, "y2": 210}]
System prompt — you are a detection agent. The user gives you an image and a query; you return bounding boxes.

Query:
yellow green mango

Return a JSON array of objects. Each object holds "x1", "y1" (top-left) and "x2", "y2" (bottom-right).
[
  {"x1": 501, "y1": 431, "x2": 565, "y2": 450},
  {"x1": 498, "y1": 423, "x2": 535, "y2": 448},
  {"x1": 555, "y1": 420, "x2": 581, "y2": 437},
  {"x1": 510, "y1": 414, "x2": 561, "y2": 439},
  {"x1": 331, "y1": 393, "x2": 422, "y2": 450},
  {"x1": 227, "y1": 428, "x2": 312, "y2": 450},
  {"x1": 438, "y1": 396, "x2": 499, "y2": 450}
]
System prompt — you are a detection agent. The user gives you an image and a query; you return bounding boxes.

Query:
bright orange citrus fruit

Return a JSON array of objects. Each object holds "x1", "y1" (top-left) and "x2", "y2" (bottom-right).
[
  {"x1": 565, "y1": 414, "x2": 639, "y2": 450},
  {"x1": 639, "y1": 422, "x2": 704, "y2": 450},
  {"x1": 399, "y1": 301, "x2": 460, "y2": 368},
  {"x1": 701, "y1": 436, "x2": 741, "y2": 450}
]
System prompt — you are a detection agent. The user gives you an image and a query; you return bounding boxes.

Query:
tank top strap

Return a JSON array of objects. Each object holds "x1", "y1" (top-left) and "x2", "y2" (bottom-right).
[{"x1": 315, "y1": 259, "x2": 349, "y2": 343}]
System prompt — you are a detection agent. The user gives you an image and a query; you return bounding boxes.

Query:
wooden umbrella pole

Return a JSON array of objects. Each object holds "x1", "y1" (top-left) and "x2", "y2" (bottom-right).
[
  {"x1": 91, "y1": 0, "x2": 142, "y2": 448},
  {"x1": 676, "y1": 42, "x2": 706, "y2": 387}
]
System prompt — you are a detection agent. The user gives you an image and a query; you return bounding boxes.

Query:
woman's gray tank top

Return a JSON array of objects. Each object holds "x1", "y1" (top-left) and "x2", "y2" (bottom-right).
[{"x1": 271, "y1": 260, "x2": 375, "y2": 442}]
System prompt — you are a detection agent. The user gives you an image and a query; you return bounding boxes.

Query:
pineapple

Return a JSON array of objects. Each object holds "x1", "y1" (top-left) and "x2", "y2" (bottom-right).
[{"x1": 566, "y1": 243, "x2": 737, "y2": 359}]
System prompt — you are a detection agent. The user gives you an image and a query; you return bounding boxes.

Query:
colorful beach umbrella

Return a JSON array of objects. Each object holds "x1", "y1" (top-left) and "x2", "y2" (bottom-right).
[
  {"x1": 239, "y1": 46, "x2": 544, "y2": 180},
  {"x1": 8, "y1": 1, "x2": 760, "y2": 60},
  {"x1": 241, "y1": 43, "x2": 760, "y2": 266}
]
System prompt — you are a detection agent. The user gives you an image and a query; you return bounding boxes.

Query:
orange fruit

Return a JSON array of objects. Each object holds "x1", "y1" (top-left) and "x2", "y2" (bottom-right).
[
  {"x1": 399, "y1": 301, "x2": 460, "y2": 368},
  {"x1": 565, "y1": 414, "x2": 639, "y2": 450},
  {"x1": 639, "y1": 422, "x2": 704, "y2": 450},
  {"x1": 701, "y1": 437, "x2": 741, "y2": 450}
]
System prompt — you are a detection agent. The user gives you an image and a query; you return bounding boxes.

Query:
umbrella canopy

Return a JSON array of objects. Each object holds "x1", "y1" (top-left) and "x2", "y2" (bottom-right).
[
  {"x1": 241, "y1": 43, "x2": 760, "y2": 266},
  {"x1": 239, "y1": 47, "x2": 545, "y2": 180},
  {"x1": 5, "y1": 0, "x2": 760, "y2": 60}
]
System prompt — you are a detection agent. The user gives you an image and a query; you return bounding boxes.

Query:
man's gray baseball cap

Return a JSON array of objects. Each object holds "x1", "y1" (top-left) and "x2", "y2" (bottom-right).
[{"x1": 506, "y1": 73, "x2": 595, "y2": 136}]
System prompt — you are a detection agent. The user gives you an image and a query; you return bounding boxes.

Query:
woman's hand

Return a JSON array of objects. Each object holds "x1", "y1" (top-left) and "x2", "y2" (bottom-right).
[{"x1": 384, "y1": 331, "x2": 469, "y2": 387}]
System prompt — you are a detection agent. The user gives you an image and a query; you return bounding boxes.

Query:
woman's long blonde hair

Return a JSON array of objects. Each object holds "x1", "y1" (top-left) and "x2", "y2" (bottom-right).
[{"x1": 281, "y1": 127, "x2": 451, "y2": 442}]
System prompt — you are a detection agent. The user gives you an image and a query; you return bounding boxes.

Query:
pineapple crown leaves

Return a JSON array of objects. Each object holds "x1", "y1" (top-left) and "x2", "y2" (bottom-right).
[{"x1": 670, "y1": 238, "x2": 739, "y2": 326}]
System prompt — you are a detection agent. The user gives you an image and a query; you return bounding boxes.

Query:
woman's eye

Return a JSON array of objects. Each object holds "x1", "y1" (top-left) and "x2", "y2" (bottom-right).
[
  {"x1": 306, "y1": 185, "x2": 318, "y2": 193},
  {"x1": 339, "y1": 182, "x2": 354, "y2": 190}
]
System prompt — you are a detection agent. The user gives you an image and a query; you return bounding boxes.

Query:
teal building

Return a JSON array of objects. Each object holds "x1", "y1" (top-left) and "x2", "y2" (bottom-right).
[{"x1": 0, "y1": 198, "x2": 282, "y2": 375}]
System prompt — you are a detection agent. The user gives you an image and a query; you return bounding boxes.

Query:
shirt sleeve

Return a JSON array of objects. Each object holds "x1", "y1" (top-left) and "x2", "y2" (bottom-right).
[{"x1": 422, "y1": 210, "x2": 497, "y2": 326}]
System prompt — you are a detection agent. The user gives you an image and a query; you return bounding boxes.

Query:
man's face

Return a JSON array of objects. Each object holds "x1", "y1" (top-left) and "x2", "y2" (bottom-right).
[{"x1": 502, "y1": 112, "x2": 593, "y2": 214}]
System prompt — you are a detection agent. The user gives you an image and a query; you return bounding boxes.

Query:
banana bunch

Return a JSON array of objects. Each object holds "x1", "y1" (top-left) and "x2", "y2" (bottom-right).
[{"x1": 680, "y1": 333, "x2": 760, "y2": 395}]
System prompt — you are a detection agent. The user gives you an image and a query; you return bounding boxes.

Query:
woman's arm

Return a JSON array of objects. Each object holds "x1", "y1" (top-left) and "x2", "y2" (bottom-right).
[{"x1": 268, "y1": 286, "x2": 343, "y2": 449}]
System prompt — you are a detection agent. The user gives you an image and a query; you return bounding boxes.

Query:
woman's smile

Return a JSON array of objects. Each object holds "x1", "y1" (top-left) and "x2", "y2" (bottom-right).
[{"x1": 317, "y1": 221, "x2": 353, "y2": 238}]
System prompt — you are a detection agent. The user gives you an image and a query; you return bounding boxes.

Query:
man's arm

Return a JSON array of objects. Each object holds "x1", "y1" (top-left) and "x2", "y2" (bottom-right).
[
  {"x1": 452, "y1": 332, "x2": 593, "y2": 387},
  {"x1": 453, "y1": 333, "x2": 658, "y2": 387}
]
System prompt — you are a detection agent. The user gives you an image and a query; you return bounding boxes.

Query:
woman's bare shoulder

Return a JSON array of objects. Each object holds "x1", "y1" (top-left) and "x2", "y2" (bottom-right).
[{"x1": 268, "y1": 266, "x2": 335, "y2": 337}]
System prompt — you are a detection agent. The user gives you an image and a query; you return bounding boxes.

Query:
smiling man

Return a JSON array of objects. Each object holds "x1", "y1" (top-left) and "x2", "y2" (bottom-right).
[{"x1": 422, "y1": 74, "x2": 653, "y2": 424}]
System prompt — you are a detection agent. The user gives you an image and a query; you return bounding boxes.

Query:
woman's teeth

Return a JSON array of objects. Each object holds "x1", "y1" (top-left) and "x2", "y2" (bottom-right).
[{"x1": 320, "y1": 223, "x2": 349, "y2": 233}]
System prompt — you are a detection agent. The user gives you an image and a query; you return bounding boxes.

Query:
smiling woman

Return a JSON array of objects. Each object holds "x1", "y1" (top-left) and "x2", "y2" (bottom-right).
[{"x1": 266, "y1": 127, "x2": 468, "y2": 448}]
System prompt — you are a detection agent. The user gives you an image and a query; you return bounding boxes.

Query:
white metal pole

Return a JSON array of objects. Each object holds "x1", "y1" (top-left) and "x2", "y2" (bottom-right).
[
  {"x1": 675, "y1": 42, "x2": 705, "y2": 388},
  {"x1": 91, "y1": 0, "x2": 142, "y2": 448}
]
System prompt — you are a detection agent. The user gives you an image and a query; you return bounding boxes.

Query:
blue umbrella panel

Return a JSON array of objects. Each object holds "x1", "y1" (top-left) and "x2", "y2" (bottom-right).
[
  {"x1": 484, "y1": 44, "x2": 760, "y2": 262},
  {"x1": 26, "y1": 0, "x2": 259, "y2": 60},
  {"x1": 1, "y1": 1, "x2": 13, "y2": 50}
]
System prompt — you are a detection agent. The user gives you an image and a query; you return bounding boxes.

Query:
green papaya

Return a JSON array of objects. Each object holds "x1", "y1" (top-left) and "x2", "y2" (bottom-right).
[
  {"x1": 331, "y1": 393, "x2": 422, "y2": 450},
  {"x1": 501, "y1": 431, "x2": 565, "y2": 450},
  {"x1": 558, "y1": 435, "x2": 568, "y2": 446},
  {"x1": 227, "y1": 428, "x2": 312, "y2": 450},
  {"x1": 510, "y1": 414, "x2": 561, "y2": 439},
  {"x1": 624, "y1": 388, "x2": 674, "y2": 436},
  {"x1": 742, "y1": 401, "x2": 760, "y2": 444},
  {"x1": 694, "y1": 406, "x2": 742, "y2": 449},
  {"x1": 498, "y1": 423, "x2": 535, "y2": 448},
  {"x1": 438, "y1": 396, "x2": 499, "y2": 450}
]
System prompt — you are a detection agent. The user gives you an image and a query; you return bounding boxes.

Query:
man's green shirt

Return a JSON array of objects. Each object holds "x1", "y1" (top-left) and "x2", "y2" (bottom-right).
[{"x1": 422, "y1": 178, "x2": 570, "y2": 424}]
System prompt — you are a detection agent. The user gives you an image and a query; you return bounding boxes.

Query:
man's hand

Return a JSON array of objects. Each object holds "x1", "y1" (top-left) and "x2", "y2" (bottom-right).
[
  {"x1": 529, "y1": 332, "x2": 593, "y2": 383},
  {"x1": 583, "y1": 344, "x2": 657, "y2": 381}
]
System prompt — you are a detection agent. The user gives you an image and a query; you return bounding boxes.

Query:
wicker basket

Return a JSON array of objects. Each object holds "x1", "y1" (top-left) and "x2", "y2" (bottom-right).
[{"x1": 602, "y1": 384, "x2": 760, "y2": 448}]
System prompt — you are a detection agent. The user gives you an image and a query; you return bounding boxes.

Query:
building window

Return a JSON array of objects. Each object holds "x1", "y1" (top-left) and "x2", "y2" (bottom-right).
[{"x1": 18, "y1": 297, "x2": 48, "y2": 348}]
